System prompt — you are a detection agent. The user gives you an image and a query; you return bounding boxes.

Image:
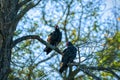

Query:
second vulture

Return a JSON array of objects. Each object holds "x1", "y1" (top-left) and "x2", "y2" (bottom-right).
[{"x1": 59, "y1": 42, "x2": 77, "y2": 73}]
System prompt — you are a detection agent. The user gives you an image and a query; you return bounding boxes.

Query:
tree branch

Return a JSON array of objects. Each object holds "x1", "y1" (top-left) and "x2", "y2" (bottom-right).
[
  {"x1": 70, "y1": 63, "x2": 120, "y2": 79},
  {"x1": 14, "y1": 0, "x2": 41, "y2": 24},
  {"x1": 81, "y1": 68, "x2": 101, "y2": 80},
  {"x1": 35, "y1": 53, "x2": 56, "y2": 67},
  {"x1": 12, "y1": 35, "x2": 63, "y2": 55},
  {"x1": 87, "y1": 66, "x2": 120, "y2": 79},
  {"x1": 108, "y1": 69, "x2": 120, "y2": 79},
  {"x1": 63, "y1": 0, "x2": 73, "y2": 42},
  {"x1": 18, "y1": 0, "x2": 32, "y2": 8}
]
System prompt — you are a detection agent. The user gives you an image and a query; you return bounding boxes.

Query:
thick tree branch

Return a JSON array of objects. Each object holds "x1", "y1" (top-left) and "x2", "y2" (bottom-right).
[
  {"x1": 16, "y1": 2, "x2": 34, "y2": 20},
  {"x1": 12, "y1": 35, "x2": 63, "y2": 55},
  {"x1": 18, "y1": 0, "x2": 32, "y2": 8},
  {"x1": 14, "y1": 0, "x2": 41, "y2": 24},
  {"x1": 81, "y1": 68, "x2": 101, "y2": 80}
]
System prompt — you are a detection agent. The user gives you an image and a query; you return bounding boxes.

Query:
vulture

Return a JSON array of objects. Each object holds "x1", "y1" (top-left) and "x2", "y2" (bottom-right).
[
  {"x1": 44, "y1": 25, "x2": 62, "y2": 55},
  {"x1": 59, "y1": 42, "x2": 77, "y2": 73}
]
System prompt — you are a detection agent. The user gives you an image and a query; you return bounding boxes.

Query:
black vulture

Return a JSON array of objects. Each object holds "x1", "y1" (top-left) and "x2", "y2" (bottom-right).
[
  {"x1": 44, "y1": 25, "x2": 62, "y2": 55},
  {"x1": 59, "y1": 42, "x2": 77, "y2": 73}
]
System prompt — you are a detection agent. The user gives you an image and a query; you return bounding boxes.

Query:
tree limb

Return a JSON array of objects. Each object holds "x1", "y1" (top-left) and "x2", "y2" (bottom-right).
[
  {"x1": 70, "y1": 63, "x2": 120, "y2": 79},
  {"x1": 63, "y1": 0, "x2": 73, "y2": 42},
  {"x1": 108, "y1": 69, "x2": 120, "y2": 79},
  {"x1": 18, "y1": 0, "x2": 32, "y2": 8},
  {"x1": 35, "y1": 53, "x2": 56, "y2": 67},
  {"x1": 14, "y1": 0, "x2": 41, "y2": 24},
  {"x1": 12, "y1": 35, "x2": 63, "y2": 55},
  {"x1": 87, "y1": 66, "x2": 120, "y2": 79},
  {"x1": 81, "y1": 68, "x2": 101, "y2": 80},
  {"x1": 16, "y1": 2, "x2": 35, "y2": 21}
]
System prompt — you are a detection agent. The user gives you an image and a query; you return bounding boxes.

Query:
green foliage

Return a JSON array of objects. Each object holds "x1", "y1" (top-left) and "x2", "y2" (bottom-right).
[
  {"x1": 8, "y1": 74, "x2": 15, "y2": 80},
  {"x1": 37, "y1": 70, "x2": 46, "y2": 77},
  {"x1": 101, "y1": 72, "x2": 113, "y2": 79},
  {"x1": 70, "y1": 29, "x2": 79, "y2": 44},
  {"x1": 97, "y1": 32, "x2": 120, "y2": 67},
  {"x1": 20, "y1": 40, "x2": 31, "y2": 49},
  {"x1": 93, "y1": 21, "x2": 98, "y2": 32},
  {"x1": 14, "y1": 30, "x2": 22, "y2": 36},
  {"x1": 28, "y1": 22, "x2": 39, "y2": 32}
]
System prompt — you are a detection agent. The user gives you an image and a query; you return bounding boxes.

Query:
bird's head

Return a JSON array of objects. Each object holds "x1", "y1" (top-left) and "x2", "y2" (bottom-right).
[
  {"x1": 55, "y1": 25, "x2": 59, "y2": 29},
  {"x1": 66, "y1": 42, "x2": 73, "y2": 46}
]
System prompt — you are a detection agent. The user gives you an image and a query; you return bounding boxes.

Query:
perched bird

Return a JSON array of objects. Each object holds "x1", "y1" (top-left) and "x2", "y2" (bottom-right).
[
  {"x1": 44, "y1": 25, "x2": 62, "y2": 55},
  {"x1": 59, "y1": 42, "x2": 77, "y2": 73}
]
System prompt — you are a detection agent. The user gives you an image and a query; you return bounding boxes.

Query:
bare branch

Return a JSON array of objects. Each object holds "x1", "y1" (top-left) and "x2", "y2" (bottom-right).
[
  {"x1": 35, "y1": 53, "x2": 56, "y2": 67},
  {"x1": 12, "y1": 35, "x2": 63, "y2": 55},
  {"x1": 63, "y1": 0, "x2": 73, "y2": 42}
]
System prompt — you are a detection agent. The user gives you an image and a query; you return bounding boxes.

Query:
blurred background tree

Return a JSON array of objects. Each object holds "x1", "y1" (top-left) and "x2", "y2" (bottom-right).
[{"x1": 0, "y1": 0, "x2": 120, "y2": 80}]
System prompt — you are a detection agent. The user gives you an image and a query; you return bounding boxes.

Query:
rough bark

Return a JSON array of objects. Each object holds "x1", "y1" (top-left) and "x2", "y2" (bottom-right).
[{"x1": 0, "y1": 0, "x2": 18, "y2": 80}]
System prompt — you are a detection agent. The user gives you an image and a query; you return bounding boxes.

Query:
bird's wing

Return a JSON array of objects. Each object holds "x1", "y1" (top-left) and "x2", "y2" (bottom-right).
[
  {"x1": 58, "y1": 32, "x2": 62, "y2": 42},
  {"x1": 47, "y1": 32, "x2": 54, "y2": 42}
]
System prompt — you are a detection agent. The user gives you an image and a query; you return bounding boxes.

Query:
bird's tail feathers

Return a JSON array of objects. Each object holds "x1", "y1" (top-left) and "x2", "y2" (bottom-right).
[
  {"x1": 59, "y1": 63, "x2": 68, "y2": 74},
  {"x1": 44, "y1": 47, "x2": 52, "y2": 55}
]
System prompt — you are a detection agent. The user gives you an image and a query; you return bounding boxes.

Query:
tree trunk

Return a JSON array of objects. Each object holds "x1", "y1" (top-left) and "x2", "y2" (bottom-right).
[
  {"x1": 67, "y1": 66, "x2": 75, "y2": 80},
  {"x1": 63, "y1": 67, "x2": 75, "y2": 80},
  {"x1": 0, "y1": 37, "x2": 12, "y2": 80},
  {"x1": 0, "y1": 0, "x2": 18, "y2": 79}
]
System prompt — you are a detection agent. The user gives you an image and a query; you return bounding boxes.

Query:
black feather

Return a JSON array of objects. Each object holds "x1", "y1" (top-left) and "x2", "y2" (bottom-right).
[
  {"x1": 44, "y1": 26, "x2": 62, "y2": 55},
  {"x1": 59, "y1": 42, "x2": 77, "y2": 73}
]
